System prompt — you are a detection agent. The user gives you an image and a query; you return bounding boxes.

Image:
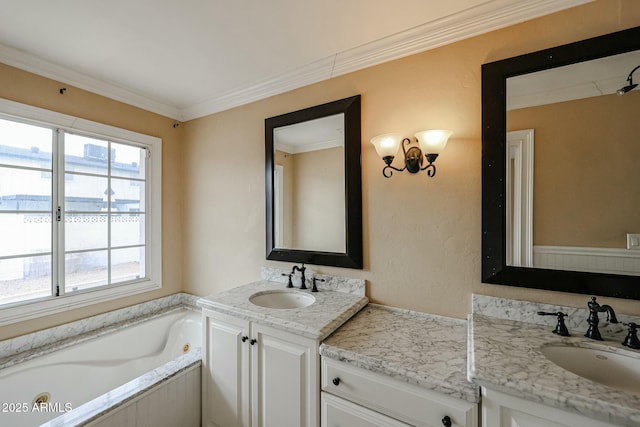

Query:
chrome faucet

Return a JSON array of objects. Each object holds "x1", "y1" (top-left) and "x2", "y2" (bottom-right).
[
  {"x1": 291, "y1": 264, "x2": 307, "y2": 290},
  {"x1": 585, "y1": 296, "x2": 618, "y2": 340}
]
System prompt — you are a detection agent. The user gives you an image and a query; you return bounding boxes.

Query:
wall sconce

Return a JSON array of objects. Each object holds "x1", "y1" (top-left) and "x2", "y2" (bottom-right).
[{"x1": 370, "y1": 130, "x2": 452, "y2": 178}]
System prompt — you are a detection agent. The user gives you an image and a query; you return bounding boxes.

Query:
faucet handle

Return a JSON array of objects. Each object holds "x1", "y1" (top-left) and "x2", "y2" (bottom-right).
[
  {"x1": 537, "y1": 312, "x2": 571, "y2": 336},
  {"x1": 622, "y1": 322, "x2": 640, "y2": 350},
  {"x1": 281, "y1": 273, "x2": 293, "y2": 288},
  {"x1": 311, "y1": 277, "x2": 325, "y2": 293}
]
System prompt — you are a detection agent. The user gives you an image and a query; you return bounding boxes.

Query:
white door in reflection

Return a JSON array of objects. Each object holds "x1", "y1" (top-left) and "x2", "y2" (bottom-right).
[
  {"x1": 274, "y1": 164, "x2": 284, "y2": 248},
  {"x1": 506, "y1": 129, "x2": 534, "y2": 267}
]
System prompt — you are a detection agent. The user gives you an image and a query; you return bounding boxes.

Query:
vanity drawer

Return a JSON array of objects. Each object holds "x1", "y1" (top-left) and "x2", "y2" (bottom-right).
[
  {"x1": 321, "y1": 357, "x2": 477, "y2": 427},
  {"x1": 321, "y1": 392, "x2": 411, "y2": 427}
]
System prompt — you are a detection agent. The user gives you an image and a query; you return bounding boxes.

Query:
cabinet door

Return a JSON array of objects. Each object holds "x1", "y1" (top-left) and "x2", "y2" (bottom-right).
[
  {"x1": 321, "y1": 392, "x2": 411, "y2": 427},
  {"x1": 482, "y1": 388, "x2": 619, "y2": 427},
  {"x1": 202, "y1": 310, "x2": 251, "y2": 427},
  {"x1": 251, "y1": 323, "x2": 318, "y2": 427}
]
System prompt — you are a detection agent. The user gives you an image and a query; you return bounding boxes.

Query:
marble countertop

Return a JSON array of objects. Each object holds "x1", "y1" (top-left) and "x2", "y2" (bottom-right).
[
  {"x1": 320, "y1": 304, "x2": 480, "y2": 403},
  {"x1": 468, "y1": 312, "x2": 640, "y2": 426},
  {"x1": 198, "y1": 280, "x2": 368, "y2": 341}
]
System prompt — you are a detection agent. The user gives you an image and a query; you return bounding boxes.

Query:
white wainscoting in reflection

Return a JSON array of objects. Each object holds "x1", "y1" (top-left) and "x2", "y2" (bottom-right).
[{"x1": 533, "y1": 246, "x2": 640, "y2": 275}]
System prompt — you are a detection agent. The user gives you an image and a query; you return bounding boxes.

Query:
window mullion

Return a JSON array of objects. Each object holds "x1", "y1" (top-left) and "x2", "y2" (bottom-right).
[
  {"x1": 53, "y1": 129, "x2": 65, "y2": 297},
  {"x1": 107, "y1": 141, "x2": 112, "y2": 286},
  {"x1": 145, "y1": 147, "x2": 150, "y2": 279}
]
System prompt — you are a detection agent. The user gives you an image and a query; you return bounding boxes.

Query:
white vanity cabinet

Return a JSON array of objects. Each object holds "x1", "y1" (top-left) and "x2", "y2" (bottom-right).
[
  {"x1": 321, "y1": 358, "x2": 477, "y2": 427},
  {"x1": 482, "y1": 388, "x2": 619, "y2": 427},
  {"x1": 202, "y1": 309, "x2": 319, "y2": 427}
]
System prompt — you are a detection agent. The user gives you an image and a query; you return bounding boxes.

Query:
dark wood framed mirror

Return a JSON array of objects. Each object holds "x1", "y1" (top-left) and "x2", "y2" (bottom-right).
[
  {"x1": 482, "y1": 26, "x2": 640, "y2": 299},
  {"x1": 265, "y1": 95, "x2": 362, "y2": 269}
]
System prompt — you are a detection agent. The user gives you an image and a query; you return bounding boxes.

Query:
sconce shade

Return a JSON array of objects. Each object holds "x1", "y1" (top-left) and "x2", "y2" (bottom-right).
[
  {"x1": 370, "y1": 133, "x2": 402, "y2": 161},
  {"x1": 415, "y1": 130, "x2": 452, "y2": 155}
]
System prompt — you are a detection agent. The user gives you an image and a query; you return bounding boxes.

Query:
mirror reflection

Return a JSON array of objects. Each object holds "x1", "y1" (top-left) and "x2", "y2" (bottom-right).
[
  {"x1": 505, "y1": 50, "x2": 640, "y2": 276},
  {"x1": 273, "y1": 114, "x2": 346, "y2": 252}
]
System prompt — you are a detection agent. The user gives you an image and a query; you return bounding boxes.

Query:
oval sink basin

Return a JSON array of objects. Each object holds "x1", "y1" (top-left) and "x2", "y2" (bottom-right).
[
  {"x1": 249, "y1": 290, "x2": 315, "y2": 309},
  {"x1": 540, "y1": 345, "x2": 640, "y2": 393}
]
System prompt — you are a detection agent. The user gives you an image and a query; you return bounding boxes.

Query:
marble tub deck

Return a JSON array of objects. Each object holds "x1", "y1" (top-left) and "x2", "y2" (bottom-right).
[
  {"x1": 321, "y1": 304, "x2": 480, "y2": 403},
  {"x1": 41, "y1": 348, "x2": 201, "y2": 427}
]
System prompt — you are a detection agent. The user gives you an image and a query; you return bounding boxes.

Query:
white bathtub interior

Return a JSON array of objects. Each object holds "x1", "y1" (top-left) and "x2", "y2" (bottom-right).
[{"x1": 0, "y1": 308, "x2": 201, "y2": 427}]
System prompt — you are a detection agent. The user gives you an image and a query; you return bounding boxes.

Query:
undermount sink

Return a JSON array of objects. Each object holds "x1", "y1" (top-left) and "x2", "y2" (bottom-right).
[
  {"x1": 249, "y1": 290, "x2": 316, "y2": 309},
  {"x1": 540, "y1": 345, "x2": 640, "y2": 393}
]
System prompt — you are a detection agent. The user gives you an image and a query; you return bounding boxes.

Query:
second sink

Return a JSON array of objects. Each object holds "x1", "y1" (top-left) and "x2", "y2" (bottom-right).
[
  {"x1": 540, "y1": 345, "x2": 640, "y2": 393},
  {"x1": 249, "y1": 290, "x2": 315, "y2": 309}
]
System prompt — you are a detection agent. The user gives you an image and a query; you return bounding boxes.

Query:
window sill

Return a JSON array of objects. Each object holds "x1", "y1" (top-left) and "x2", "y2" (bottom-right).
[{"x1": 0, "y1": 280, "x2": 161, "y2": 326}]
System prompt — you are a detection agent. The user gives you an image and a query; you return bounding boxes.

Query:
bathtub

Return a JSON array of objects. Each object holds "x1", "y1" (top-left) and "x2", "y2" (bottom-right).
[{"x1": 0, "y1": 307, "x2": 201, "y2": 427}]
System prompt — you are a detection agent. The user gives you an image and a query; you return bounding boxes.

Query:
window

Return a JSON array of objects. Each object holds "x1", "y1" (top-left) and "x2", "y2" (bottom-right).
[{"x1": 0, "y1": 99, "x2": 161, "y2": 325}]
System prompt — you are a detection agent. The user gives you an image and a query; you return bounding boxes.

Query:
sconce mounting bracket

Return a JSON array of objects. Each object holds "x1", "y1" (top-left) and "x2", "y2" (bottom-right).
[{"x1": 405, "y1": 146, "x2": 423, "y2": 173}]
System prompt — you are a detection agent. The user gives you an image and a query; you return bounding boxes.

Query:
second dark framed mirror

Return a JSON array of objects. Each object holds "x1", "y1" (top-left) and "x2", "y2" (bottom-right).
[{"x1": 482, "y1": 26, "x2": 640, "y2": 299}]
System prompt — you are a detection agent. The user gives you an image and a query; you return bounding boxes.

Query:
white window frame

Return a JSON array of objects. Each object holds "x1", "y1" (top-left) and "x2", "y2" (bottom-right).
[{"x1": 0, "y1": 98, "x2": 162, "y2": 326}]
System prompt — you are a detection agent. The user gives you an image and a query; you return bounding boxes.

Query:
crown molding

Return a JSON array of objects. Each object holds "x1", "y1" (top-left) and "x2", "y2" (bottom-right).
[
  {"x1": 0, "y1": 44, "x2": 183, "y2": 120},
  {"x1": 179, "y1": 55, "x2": 336, "y2": 121},
  {"x1": 331, "y1": 0, "x2": 593, "y2": 77},
  {"x1": 1, "y1": 0, "x2": 592, "y2": 121},
  {"x1": 180, "y1": 0, "x2": 592, "y2": 120}
]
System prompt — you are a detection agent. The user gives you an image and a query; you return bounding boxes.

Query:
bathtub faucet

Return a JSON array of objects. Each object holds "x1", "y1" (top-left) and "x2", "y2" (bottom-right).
[{"x1": 291, "y1": 264, "x2": 307, "y2": 290}]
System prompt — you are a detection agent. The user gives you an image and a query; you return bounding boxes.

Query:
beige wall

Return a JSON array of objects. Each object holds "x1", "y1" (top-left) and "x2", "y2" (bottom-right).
[
  {"x1": 509, "y1": 91, "x2": 640, "y2": 248},
  {"x1": 183, "y1": 0, "x2": 640, "y2": 318},
  {"x1": 0, "y1": 64, "x2": 183, "y2": 340},
  {"x1": 291, "y1": 147, "x2": 345, "y2": 252},
  {"x1": 275, "y1": 147, "x2": 345, "y2": 250}
]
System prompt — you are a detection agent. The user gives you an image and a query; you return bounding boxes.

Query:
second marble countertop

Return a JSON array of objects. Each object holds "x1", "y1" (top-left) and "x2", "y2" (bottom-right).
[
  {"x1": 198, "y1": 281, "x2": 368, "y2": 341},
  {"x1": 320, "y1": 304, "x2": 480, "y2": 403},
  {"x1": 468, "y1": 313, "x2": 640, "y2": 426}
]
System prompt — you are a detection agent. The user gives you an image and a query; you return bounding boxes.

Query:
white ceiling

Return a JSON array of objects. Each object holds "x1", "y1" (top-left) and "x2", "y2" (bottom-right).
[{"x1": 0, "y1": 0, "x2": 591, "y2": 121}]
